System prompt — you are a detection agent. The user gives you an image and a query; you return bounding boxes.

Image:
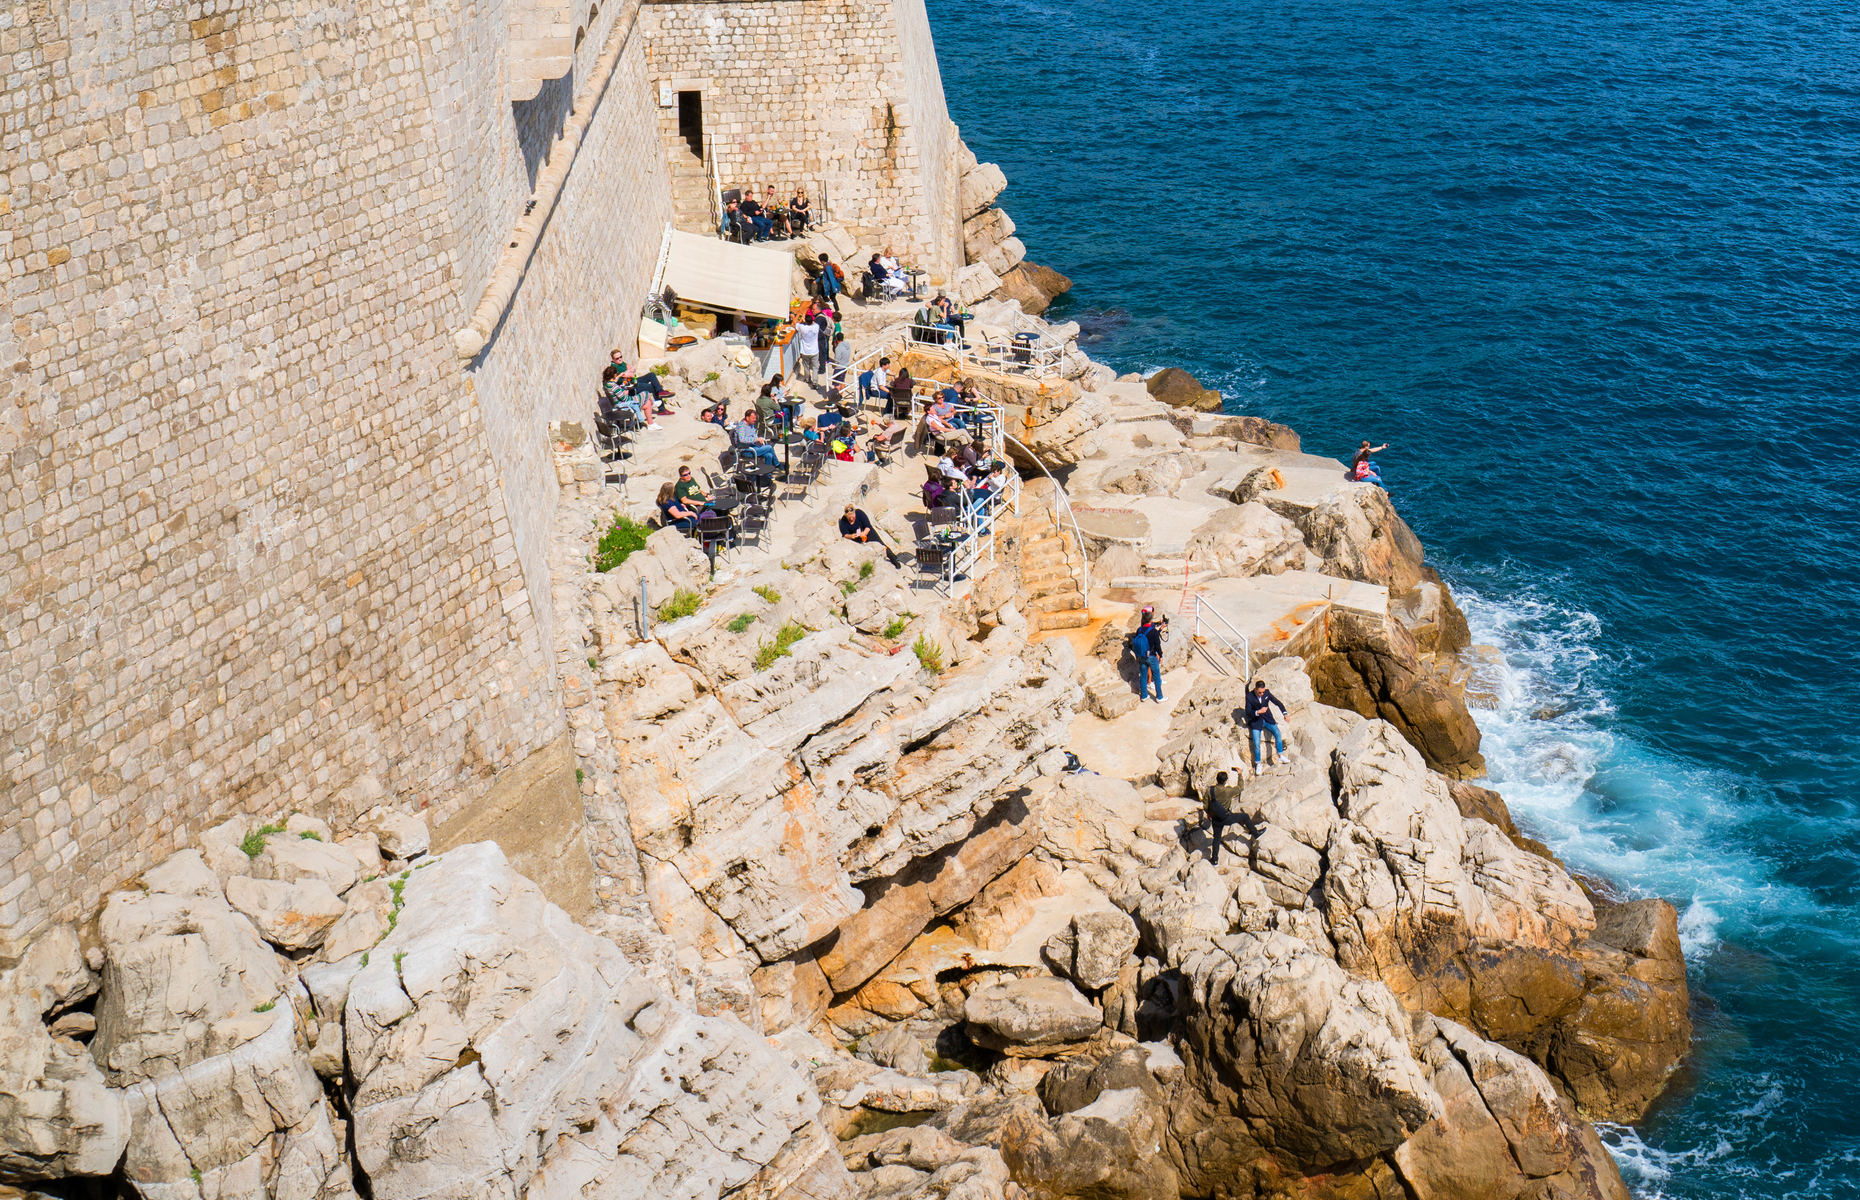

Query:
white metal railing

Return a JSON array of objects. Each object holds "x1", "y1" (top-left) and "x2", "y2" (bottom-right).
[
  {"x1": 706, "y1": 134, "x2": 722, "y2": 236},
  {"x1": 1003, "y1": 431, "x2": 1089, "y2": 599},
  {"x1": 1188, "y1": 593, "x2": 1253, "y2": 680}
]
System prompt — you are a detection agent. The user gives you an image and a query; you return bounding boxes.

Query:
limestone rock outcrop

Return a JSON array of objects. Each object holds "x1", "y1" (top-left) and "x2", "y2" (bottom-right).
[
  {"x1": 1144, "y1": 368, "x2": 1223, "y2": 412},
  {"x1": 1185, "y1": 502, "x2": 1307, "y2": 579},
  {"x1": 345, "y1": 842, "x2": 851, "y2": 1200},
  {"x1": 0, "y1": 926, "x2": 125, "y2": 1182},
  {"x1": 1309, "y1": 607, "x2": 1486, "y2": 777}
]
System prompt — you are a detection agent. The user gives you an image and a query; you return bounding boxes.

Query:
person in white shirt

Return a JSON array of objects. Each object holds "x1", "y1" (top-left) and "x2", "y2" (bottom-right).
[{"x1": 792, "y1": 317, "x2": 820, "y2": 384}]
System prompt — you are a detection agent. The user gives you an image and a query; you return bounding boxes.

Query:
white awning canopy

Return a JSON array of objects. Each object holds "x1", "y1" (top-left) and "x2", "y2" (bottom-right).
[{"x1": 662, "y1": 230, "x2": 793, "y2": 319}]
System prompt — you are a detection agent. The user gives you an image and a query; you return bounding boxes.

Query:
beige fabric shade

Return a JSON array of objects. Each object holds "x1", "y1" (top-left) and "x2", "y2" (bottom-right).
[{"x1": 662, "y1": 230, "x2": 793, "y2": 319}]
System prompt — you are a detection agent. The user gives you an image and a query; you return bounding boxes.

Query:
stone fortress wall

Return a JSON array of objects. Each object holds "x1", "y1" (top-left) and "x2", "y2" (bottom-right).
[
  {"x1": 641, "y1": 0, "x2": 963, "y2": 278},
  {"x1": 0, "y1": 0, "x2": 981, "y2": 953}
]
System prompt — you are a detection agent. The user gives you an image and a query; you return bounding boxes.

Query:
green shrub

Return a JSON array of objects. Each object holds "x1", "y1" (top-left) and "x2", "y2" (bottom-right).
[
  {"x1": 727, "y1": 613, "x2": 758, "y2": 633},
  {"x1": 911, "y1": 635, "x2": 944, "y2": 675},
  {"x1": 298, "y1": 830, "x2": 321, "y2": 841},
  {"x1": 659, "y1": 588, "x2": 703, "y2": 622},
  {"x1": 752, "y1": 584, "x2": 781, "y2": 603},
  {"x1": 753, "y1": 620, "x2": 811, "y2": 672},
  {"x1": 240, "y1": 823, "x2": 286, "y2": 858},
  {"x1": 859, "y1": 561, "x2": 875, "y2": 580},
  {"x1": 882, "y1": 616, "x2": 909, "y2": 640},
  {"x1": 594, "y1": 514, "x2": 653, "y2": 572}
]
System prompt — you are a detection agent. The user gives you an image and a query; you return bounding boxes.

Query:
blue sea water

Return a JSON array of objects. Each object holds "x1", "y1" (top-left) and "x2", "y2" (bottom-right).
[{"x1": 926, "y1": 0, "x2": 1860, "y2": 1194}]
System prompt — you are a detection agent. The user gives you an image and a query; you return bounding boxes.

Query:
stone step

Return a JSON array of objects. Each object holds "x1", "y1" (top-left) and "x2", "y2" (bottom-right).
[
  {"x1": 1026, "y1": 577, "x2": 1081, "y2": 600},
  {"x1": 1030, "y1": 592, "x2": 1085, "y2": 614},
  {"x1": 1144, "y1": 558, "x2": 1192, "y2": 573},
  {"x1": 1035, "y1": 597, "x2": 1086, "y2": 617},
  {"x1": 1109, "y1": 571, "x2": 1217, "y2": 590},
  {"x1": 1023, "y1": 547, "x2": 1070, "y2": 571},
  {"x1": 1035, "y1": 610, "x2": 1091, "y2": 631},
  {"x1": 1023, "y1": 571, "x2": 1078, "y2": 594}
]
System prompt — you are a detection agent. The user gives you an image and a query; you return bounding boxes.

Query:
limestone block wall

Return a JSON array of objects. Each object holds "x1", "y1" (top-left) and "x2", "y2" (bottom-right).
[
  {"x1": 0, "y1": 0, "x2": 671, "y2": 952},
  {"x1": 639, "y1": 0, "x2": 961, "y2": 279}
]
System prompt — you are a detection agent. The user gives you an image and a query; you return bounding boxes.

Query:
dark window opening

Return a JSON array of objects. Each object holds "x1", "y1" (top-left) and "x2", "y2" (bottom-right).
[{"x1": 677, "y1": 90, "x2": 704, "y2": 159}]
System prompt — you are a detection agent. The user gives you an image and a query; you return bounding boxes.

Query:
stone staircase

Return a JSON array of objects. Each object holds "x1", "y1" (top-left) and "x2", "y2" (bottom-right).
[
  {"x1": 668, "y1": 148, "x2": 713, "y2": 234},
  {"x1": 1108, "y1": 554, "x2": 1217, "y2": 591},
  {"x1": 1018, "y1": 502, "x2": 1088, "y2": 632}
]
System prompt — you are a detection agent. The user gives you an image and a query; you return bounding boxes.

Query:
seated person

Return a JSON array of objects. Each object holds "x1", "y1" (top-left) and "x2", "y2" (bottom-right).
[
  {"x1": 839, "y1": 504, "x2": 901, "y2": 567},
  {"x1": 789, "y1": 190, "x2": 811, "y2": 233},
  {"x1": 887, "y1": 367, "x2": 914, "y2": 420},
  {"x1": 922, "y1": 466, "x2": 952, "y2": 510},
  {"x1": 956, "y1": 438, "x2": 988, "y2": 477},
  {"x1": 657, "y1": 483, "x2": 701, "y2": 534},
  {"x1": 699, "y1": 401, "x2": 731, "y2": 426},
  {"x1": 739, "y1": 191, "x2": 772, "y2": 239},
  {"x1": 864, "y1": 418, "x2": 903, "y2": 462},
  {"x1": 816, "y1": 410, "x2": 844, "y2": 435},
  {"x1": 628, "y1": 366, "x2": 673, "y2": 410},
  {"x1": 731, "y1": 410, "x2": 781, "y2": 468},
  {"x1": 599, "y1": 372, "x2": 643, "y2": 426},
  {"x1": 798, "y1": 415, "x2": 821, "y2": 443},
  {"x1": 672, "y1": 465, "x2": 709, "y2": 511},
  {"x1": 914, "y1": 391, "x2": 959, "y2": 450},
  {"x1": 932, "y1": 294, "x2": 967, "y2": 339},
  {"x1": 829, "y1": 432, "x2": 856, "y2": 462},
  {"x1": 911, "y1": 302, "x2": 945, "y2": 343}
]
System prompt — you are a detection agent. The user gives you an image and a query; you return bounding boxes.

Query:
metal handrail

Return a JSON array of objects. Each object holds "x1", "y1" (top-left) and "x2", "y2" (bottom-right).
[
  {"x1": 1002, "y1": 431, "x2": 1089, "y2": 599},
  {"x1": 706, "y1": 135, "x2": 722, "y2": 236},
  {"x1": 1190, "y1": 595, "x2": 1253, "y2": 679}
]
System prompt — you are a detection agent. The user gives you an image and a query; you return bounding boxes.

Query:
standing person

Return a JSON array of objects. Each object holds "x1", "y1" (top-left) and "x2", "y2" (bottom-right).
[
  {"x1": 1242, "y1": 679, "x2": 1289, "y2": 775},
  {"x1": 1130, "y1": 609, "x2": 1165, "y2": 703},
  {"x1": 792, "y1": 313, "x2": 820, "y2": 385},
  {"x1": 839, "y1": 503, "x2": 902, "y2": 567},
  {"x1": 812, "y1": 307, "x2": 833, "y2": 378},
  {"x1": 817, "y1": 254, "x2": 844, "y2": 306},
  {"x1": 830, "y1": 333, "x2": 852, "y2": 398},
  {"x1": 1204, "y1": 770, "x2": 1248, "y2": 865}
]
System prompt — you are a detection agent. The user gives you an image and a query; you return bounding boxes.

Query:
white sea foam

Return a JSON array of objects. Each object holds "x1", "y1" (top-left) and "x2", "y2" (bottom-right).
[{"x1": 1451, "y1": 580, "x2": 1821, "y2": 964}]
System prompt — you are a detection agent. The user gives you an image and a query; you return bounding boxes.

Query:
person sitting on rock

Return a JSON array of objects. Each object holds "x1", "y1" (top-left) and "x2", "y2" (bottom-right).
[
  {"x1": 1351, "y1": 440, "x2": 1388, "y2": 487},
  {"x1": 840, "y1": 503, "x2": 901, "y2": 567},
  {"x1": 1203, "y1": 770, "x2": 1249, "y2": 865},
  {"x1": 1243, "y1": 679, "x2": 1289, "y2": 774}
]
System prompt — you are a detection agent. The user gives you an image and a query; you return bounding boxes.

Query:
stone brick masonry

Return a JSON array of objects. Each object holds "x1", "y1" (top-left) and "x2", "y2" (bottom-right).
[{"x1": 0, "y1": 0, "x2": 958, "y2": 953}]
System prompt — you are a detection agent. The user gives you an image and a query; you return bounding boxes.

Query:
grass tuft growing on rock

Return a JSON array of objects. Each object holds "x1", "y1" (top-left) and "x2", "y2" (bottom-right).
[
  {"x1": 911, "y1": 635, "x2": 944, "y2": 675},
  {"x1": 752, "y1": 620, "x2": 810, "y2": 672},
  {"x1": 658, "y1": 588, "x2": 703, "y2": 622},
  {"x1": 752, "y1": 584, "x2": 781, "y2": 604},
  {"x1": 839, "y1": 580, "x2": 858, "y2": 596},
  {"x1": 298, "y1": 830, "x2": 321, "y2": 841},
  {"x1": 860, "y1": 561, "x2": 875, "y2": 580},
  {"x1": 594, "y1": 514, "x2": 653, "y2": 572},
  {"x1": 727, "y1": 613, "x2": 758, "y2": 634},
  {"x1": 241, "y1": 823, "x2": 286, "y2": 858},
  {"x1": 882, "y1": 616, "x2": 909, "y2": 641}
]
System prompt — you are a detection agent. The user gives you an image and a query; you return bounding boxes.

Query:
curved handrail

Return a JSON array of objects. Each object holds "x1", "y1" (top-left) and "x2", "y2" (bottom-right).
[{"x1": 1002, "y1": 432, "x2": 1090, "y2": 599}]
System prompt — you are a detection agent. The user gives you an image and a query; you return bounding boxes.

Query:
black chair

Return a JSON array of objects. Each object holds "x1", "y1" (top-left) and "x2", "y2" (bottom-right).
[
  {"x1": 737, "y1": 499, "x2": 771, "y2": 550},
  {"x1": 928, "y1": 506, "x2": 962, "y2": 534},
  {"x1": 696, "y1": 514, "x2": 737, "y2": 574},
  {"x1": 912, "y1": 542, "x2": 950, "y2": 593}
]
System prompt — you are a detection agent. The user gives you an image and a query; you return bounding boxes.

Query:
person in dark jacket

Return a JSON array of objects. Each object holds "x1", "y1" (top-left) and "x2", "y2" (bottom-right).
[
  {"x1": 1204, "y1": 770, "x2": 1248, "y2": 865},
  {"x1": 1243, "y1": 679, "x2": 1288, "y2": 774},
  {"x1": 1131, "y1": 610, "x2": 1164, "y2": 702}
]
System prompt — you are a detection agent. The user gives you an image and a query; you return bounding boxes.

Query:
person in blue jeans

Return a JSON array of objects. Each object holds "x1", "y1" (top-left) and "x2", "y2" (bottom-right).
[
  {"x1": 1131, "y1": 609, "x2": 1164, "y2": 702},
  {"x1": 1243, "y1": 679, "x2": 1289, "y2": 774}
]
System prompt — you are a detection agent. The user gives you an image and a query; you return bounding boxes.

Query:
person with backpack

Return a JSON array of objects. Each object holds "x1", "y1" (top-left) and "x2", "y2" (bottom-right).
[
  {"x1": 1131, "y1": 609, "x2": 1165, "y2": 703},
  {"x1": 1242, "y1": 679, "x2": 1289, "y2": 774},
  {"x1": 1204, "y1": 770, "x2": 1248, "y2": 865}
]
